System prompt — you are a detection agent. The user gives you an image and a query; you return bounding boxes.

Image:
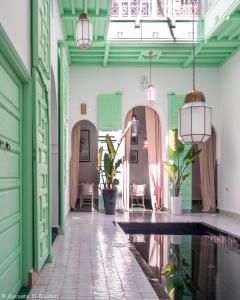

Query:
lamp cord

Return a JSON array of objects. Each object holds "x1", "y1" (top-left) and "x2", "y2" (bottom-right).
[
  {"x1": 192, "y1": 0, "x2": 196, "y2": 90},
  {"x1": 149, "y1": 52, "x2": 152, "y2": 84}
]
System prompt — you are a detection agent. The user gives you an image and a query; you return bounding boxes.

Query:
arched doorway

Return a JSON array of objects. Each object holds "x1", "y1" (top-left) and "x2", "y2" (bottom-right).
[
  {"x1": 69, "y1": 120, "x2": 98, "y2": 211},
  {"x1": 123, "y1": 106, "x2": 163, "y2": 211}
]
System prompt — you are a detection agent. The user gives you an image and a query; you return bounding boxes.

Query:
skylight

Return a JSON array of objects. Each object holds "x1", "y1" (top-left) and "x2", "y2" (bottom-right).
[{"x1": 108, "y1": 0, "x2": 206, "y2": 43}]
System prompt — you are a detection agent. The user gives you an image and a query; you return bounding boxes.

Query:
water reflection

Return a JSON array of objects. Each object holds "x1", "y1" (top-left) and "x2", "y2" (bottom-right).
[{"x1": 129, "y1": 233, "x2": 240, "y2": 300}]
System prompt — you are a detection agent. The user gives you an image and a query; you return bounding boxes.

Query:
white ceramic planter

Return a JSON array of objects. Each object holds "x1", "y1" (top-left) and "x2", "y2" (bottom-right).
[
  {"x1": 171, "y1": 196, "x2": 182, "y2": 215},
  {"x1": 170, "y1": 235, "x2": 182, "y2": 245}
]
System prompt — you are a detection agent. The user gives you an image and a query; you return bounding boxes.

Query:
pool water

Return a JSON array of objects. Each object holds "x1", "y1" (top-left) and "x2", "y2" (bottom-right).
[{"x1": 118, "y1": 223, "x2": 240, "y2": 300}]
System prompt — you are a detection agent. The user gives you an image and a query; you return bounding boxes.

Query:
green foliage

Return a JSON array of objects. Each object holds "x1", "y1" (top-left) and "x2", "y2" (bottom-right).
[
  {"x1": 163, "y1": 128, "x2": 202, "y2": 197},
  {"x1": 162, "y1": 245, "x2": 200, "y2": 299},
  {"x1": 93, "y1": 134, "x2": 124, "y2": 190}
]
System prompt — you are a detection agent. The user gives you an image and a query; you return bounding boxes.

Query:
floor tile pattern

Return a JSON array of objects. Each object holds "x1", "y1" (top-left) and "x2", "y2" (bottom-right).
[{"x1": 28, "y1": 211, "x2": 240, "y2": 299}]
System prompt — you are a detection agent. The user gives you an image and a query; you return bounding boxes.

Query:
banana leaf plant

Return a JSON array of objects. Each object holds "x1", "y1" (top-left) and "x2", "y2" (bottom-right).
[
  {"x1": 163, "y1": 128, "x2": 202, "y2": 197},
  {"x1": 93, "y1": 123, "x2": 132, "y2": 190},
  {"x1": 162, "y1": 244, "x2": 200, "y2": 299}
]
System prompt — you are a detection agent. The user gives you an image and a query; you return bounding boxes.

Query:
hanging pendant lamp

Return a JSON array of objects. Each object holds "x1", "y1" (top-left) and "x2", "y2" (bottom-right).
[
  {"x1": 76, "y1": 13, "x2": 93, "y2": 49},
  {"x1": 178, "y1": 0, "x2": 212, "y2": 144},
  {"x1": 146, "y1": 51, "x2": 156, "y2": 105},
  {"x1": 131, "y1": 114, "x2": 140, "y2": 137}
]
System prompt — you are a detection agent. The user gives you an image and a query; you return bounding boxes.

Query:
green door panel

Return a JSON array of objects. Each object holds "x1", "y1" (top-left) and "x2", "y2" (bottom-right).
[
  {"x1": 32, "y1": 0, "x2": 51, "y2": 79},
  {"x1": 58, "y1": 47, "x2": 68, "y2": 234},
  {"x1": 168, "y1": 93, "x2": 192, "y2": 210},
  {"x1": 32, "y1": 0, "x2": 51, "y2": 272},
  {"x1": 0, "y1": 55, "x2": 22, "y2": 296},
  {"x1": 97, "y1": 93, "x2": 122, "y2": 131},
  {"x1": 32, "y1": 69, "x2": 50, "y2": 271}
]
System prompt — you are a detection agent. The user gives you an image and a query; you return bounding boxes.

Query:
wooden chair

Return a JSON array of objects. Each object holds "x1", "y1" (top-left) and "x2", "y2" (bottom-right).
[
  {"x1": 79, "y1": 183, "x2": 95, "y2": 211},
  {"x1": 130, "y1": 184, "x2": 146, "y2": 209}
]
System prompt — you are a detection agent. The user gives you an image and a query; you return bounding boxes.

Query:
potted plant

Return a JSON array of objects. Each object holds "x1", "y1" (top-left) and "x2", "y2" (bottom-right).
[
  {"x1": 93, "y1": 124, "x2": 132, "y2": 214},
  {"x1": 163, "y1": 128, "x2": 201, "y2": 215}
]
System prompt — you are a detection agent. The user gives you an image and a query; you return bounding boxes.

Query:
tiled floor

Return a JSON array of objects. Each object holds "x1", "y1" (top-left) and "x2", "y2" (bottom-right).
[{"x1": 27, "y1": 211, "x2": 240, "y2": 300}]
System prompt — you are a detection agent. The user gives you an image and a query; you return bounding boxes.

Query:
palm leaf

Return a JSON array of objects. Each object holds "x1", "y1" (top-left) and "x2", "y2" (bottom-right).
[
  {"x1": 115, "y1": 158, "x2": 122, "y2": 170},
  {"x1": 106, "y1": 134, "x2": 116, "y2": 160},
  {"x1": 103, "y1": 153, "x2": 111, "y2": 176}
]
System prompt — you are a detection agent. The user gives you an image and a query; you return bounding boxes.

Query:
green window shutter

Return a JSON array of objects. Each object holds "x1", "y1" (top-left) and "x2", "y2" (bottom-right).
[
  {"x1": 97, "y1": 93, "x2": 122, "y2": 131},
  {"x1": 168, "y1": 93, "x2": 192, "y2": 210}
]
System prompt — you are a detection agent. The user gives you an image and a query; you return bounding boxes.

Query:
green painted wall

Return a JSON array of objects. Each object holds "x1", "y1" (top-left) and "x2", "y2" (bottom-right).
[
  {"x1": 168, "y1": 93, "x2": 192, "y2": 210},
  {"x1": 97, "y1": 93, "x2": 122, "y2": 131}
]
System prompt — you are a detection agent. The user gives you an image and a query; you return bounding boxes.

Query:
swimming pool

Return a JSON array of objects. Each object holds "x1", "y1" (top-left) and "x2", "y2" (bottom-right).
[{"x1": 117, "y1": 222, "x2": 240, "y2": 300}]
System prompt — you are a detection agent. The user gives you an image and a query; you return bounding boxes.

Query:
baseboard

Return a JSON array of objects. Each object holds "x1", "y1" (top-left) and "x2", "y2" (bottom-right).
[
  {"x1": 219, "y1": 209, "x2": 240, "y2": 220},
  {"x1": 28, "y1": 269, "x2": 39, "y2": 287}
]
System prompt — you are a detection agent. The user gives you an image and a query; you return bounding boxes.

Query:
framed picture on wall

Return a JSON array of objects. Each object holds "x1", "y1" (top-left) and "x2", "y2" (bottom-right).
[
  {"x1": 131, "y1": 136, "x2": 138, "y2": 145},
  {"x1": 129, "y1": 150, "x2": 138, "y2": 164},
  {"x1": 79, "y1": 130, "x2": 90, "y2": 162}
]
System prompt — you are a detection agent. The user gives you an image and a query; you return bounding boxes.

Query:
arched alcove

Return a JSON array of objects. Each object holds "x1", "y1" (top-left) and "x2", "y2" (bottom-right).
[
  {"x1": 70, "y1": 119, "x2": 98, "y2": 211},
  {"x1": 123, "y1": 105, "x2": 163, "y2": 211}
]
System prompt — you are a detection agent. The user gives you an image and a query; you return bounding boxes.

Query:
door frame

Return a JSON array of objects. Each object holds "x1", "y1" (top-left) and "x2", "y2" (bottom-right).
[{"x1": 0, "y1": 25, "x2": 33, "y2": 286}]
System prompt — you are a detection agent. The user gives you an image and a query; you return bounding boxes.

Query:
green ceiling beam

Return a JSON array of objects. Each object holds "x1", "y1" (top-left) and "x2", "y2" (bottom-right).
[
  {"x1": 95, "y1": 0, "x2": 100, "y2": 15},
  {"x1": 70, "y1": 61, "x2": 220, "y2": 68},
  {"x1": 84, "y1": 0, "x2": 87, "y2": 14},
  {"x1": 70, "y1": 53, "x2": 104, "y2": 58},
  {"x1": 183, "y1": 43, "x2": 205, "y2": 67},
  {"x1": 58, "y1": 0, "x2": 64, "y2": 14},
  {"x1": 71, "y1": 0, "x2": 75, "y2": 14},
  {"x1": 94, "y1": 20, "x2": 98, "y2": 40},
  {"x1": 70, "y1": 48, "x2": 105, "y2": 53},
  {"x1": 206, "y1": 37, "x2": 240, "y2": 47},
  {"x1": 103, "y1": 44, "x2": 110, "y2": 66},
  {"x1": 217, "y1": 21, "x2": 240, "y2": 40},
  {"x1": 229, "y1": 26, "x2": 240, "y2": 40},
  {"x1": 61, "y1": 11, "x2": 108, "y2": 21}
]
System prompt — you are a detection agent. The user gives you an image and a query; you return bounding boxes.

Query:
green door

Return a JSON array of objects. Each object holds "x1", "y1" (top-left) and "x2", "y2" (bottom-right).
[
  {"x1": 33, "y1": 69, "x2": 51, "y2": 271},
  {"x1": 0, "y1": 53, "x2": 22, "y2": 296},
  {"x1": 32, "y1": 0, "x2": 51, "y2": 272}
]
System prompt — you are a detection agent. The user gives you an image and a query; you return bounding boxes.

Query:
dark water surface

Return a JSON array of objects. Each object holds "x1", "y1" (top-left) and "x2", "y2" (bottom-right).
[{"x1": 118, "y1": 223, "x2": 240, "y2": 300}]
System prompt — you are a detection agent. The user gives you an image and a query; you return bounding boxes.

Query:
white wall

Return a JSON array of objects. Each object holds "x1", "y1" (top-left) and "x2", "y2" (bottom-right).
[
  {"x1": 0, "y1": 0, "x2": 31, "y2": 72},
  {"x1": 51, "y1": 0, "x2": 65, "y2": 98},
  {"x1": 218, "y1": 51, "x2": 240, "y2": 214},
  {"x1": 50, "y1": 0, "x2": 71, "y2": 218},
  {"x1": 69, "y1": 66, "x2": 219, "y2": 207}
]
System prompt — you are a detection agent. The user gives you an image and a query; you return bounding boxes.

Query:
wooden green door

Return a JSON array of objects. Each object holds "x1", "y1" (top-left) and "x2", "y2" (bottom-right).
[
  {"x1": 32, "y1": 0, "x2": 51, "y2": 271},
  {"x1": 33, "y1": 69, "x2": 51, "y2": 271},
  {"x1": 0, "y1": 53, "x2": 22, "y2": 296}
]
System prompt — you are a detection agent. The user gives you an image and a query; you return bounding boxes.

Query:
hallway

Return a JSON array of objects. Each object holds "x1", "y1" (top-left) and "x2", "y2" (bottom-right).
[
  {"x1": 27, "y1": 213, "x2": 159, "y2": 300},
  {"x1": 27, "y1": 211, "x2": 240, "y2": 299}
]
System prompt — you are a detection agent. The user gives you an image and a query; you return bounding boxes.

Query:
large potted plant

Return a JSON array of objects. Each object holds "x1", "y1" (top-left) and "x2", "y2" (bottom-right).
[
  {"x1": 93, "y1": 124, "x2": 131, "y2": 214},
  {"x1": 163, "y1": 128, "x2": 201, "y2": 215}
]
